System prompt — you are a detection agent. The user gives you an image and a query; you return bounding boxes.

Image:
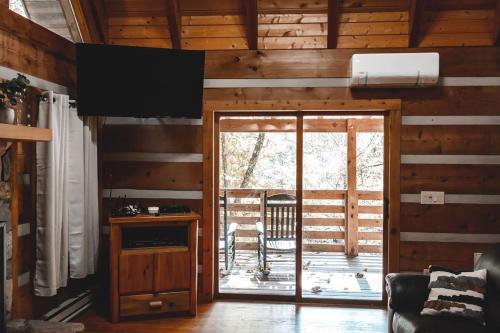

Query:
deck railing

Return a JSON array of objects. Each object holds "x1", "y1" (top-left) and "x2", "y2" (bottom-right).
[{"x1": 220, "y1": 188, "x2": 383, "y2": 255}]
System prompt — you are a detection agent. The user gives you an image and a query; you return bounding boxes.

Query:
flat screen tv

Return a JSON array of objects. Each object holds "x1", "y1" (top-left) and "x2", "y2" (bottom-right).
[{"x1": 76, "y1": 44, "x2": 205, "y2": 118}]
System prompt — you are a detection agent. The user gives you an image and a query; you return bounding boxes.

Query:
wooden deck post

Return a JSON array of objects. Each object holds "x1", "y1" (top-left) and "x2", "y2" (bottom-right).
[
  {"x1": 346, "y1": 119, "x2": 359, "y2": 257},
  {"x1": 259, "y1": 190, "x2": 265, "y2": 226}
]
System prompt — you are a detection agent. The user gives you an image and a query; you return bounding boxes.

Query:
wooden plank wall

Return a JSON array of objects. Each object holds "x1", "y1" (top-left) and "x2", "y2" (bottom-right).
[
  {"x1": 101, "y1": 118, "x2": 205, "y2": 296},
  {"x1": 4, "y1": 0, "x2": 499, "y2": 307},
  {"x1": 0, "y1": 4, "x2": 76, "y2": 89},
  {"x1": 101, "y1": 47, "x2": 500, "y2": 301},
  {"x1": 203, "y1": 47, "x2": 500, "y2": 274},
  {"x1": 1, "y1": 5, "x2": 81, "y2": 319}
]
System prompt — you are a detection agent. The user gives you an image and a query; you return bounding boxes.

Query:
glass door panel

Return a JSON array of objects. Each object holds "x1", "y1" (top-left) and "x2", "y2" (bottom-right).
[
  {"x1": 218, "y1": 116, "x2": 297, "y2": 296},
  {"x1": 301, "y1": 116, "x2": 384, "y2": 301}
]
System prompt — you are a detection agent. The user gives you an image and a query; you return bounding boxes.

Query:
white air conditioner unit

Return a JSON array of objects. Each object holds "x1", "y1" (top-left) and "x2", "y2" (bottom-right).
[{"x1": 350, "y1": 53, "x2": 439, "y2": 88}]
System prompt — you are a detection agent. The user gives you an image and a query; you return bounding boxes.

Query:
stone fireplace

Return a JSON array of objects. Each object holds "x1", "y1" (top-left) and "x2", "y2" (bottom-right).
[
  {"x1": 1, "y1": 143, "x2": 12, "y2": 332},
  {"x1": 1, "y1": 222, "x2": 5, "y2": 332}
]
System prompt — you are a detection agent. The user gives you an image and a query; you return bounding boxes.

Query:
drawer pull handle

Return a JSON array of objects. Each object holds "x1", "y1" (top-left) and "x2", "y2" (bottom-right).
[{"x1": 149, "y1": 301, "x2": 163, "y2": 309}]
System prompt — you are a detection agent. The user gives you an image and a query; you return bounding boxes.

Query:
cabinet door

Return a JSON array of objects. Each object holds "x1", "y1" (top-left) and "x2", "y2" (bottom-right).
[
  {"x1": 155, "y1": 251, "x2": 191, "y2": 291},
  {"x1": 119, "y1": 253, "x2": 154, "y2": 294}
]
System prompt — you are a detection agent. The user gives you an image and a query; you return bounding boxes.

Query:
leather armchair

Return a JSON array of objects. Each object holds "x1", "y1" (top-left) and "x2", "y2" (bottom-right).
[{"x1": 386, "y1": 244, "x2": 500, "y2": 333}]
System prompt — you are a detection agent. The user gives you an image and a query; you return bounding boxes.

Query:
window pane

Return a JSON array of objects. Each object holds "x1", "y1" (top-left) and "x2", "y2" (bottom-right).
[{"x1": 10, "y1": 0, "x2": 76, "y2": 42}]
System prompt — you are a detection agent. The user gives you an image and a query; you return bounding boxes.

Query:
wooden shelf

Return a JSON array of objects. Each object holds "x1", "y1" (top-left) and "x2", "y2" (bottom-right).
[
  {"x1": 0, "y1": 123, "x2": 52, "y2": 142},
  {"x1": 121, "y1": 246, "x2": 189, "y2": 256},
  {"x1": 109, "y1": 212, "x2": 201, "y2": 224}
]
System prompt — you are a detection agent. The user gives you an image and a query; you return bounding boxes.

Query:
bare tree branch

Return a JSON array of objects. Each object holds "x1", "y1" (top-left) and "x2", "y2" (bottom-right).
[
  {"x1": 240, "y1": 133, "x2": 265, "y2": 188},
  {"x1": 358, "y1": 163, "x2": 383, "y2": 170},
  {"x1": 221, "y1": 133, "x2": 228, "y2": 189}
]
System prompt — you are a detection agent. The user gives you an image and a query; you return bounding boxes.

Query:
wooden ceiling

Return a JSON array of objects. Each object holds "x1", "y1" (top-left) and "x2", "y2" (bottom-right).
[{"x1": 52, "y1": 0, "x2": 500, "y2": 49}]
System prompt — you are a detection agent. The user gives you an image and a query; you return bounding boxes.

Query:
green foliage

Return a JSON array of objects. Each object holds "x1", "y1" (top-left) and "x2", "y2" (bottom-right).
[{"x1": 0, "y1": 74, "x2": 30, "y2": 108}]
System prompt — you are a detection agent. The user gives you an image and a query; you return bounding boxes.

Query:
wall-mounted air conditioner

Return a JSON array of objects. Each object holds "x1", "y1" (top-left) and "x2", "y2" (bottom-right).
[{"x1": 350, "y1": 53, "x2": 439, "y2": 88}]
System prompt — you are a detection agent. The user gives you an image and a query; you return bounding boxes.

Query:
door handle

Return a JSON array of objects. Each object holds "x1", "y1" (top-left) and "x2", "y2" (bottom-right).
[{"x1": 383, "y1": 197, "x2": 389, "y2": 219}]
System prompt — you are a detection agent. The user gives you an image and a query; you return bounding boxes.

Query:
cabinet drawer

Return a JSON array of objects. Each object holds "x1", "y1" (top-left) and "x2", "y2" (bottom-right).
[{"x1": 120, "y1": 291, "x2": 190, "y2": 317}]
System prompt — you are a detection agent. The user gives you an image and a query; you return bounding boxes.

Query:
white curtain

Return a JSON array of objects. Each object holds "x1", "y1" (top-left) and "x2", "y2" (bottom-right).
[{"x1": 35, "y1": 91, "x2": 99, "y2": 296}]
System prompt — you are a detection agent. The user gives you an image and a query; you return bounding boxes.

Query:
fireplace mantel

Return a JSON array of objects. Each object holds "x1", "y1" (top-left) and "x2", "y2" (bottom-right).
[{"x1": 0, "y1": 124, "x2": 51, "y2": 142}]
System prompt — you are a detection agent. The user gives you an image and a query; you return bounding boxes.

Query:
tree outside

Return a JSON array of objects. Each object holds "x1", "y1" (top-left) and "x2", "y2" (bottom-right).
[{"x1": 219, "y1": 116, "x2": 384, "y2": 251}]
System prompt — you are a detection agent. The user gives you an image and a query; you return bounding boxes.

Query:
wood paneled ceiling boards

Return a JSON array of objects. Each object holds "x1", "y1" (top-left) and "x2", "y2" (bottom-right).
[{"x1": 98, "y1": 0, "x2": 499, "y2": 50}]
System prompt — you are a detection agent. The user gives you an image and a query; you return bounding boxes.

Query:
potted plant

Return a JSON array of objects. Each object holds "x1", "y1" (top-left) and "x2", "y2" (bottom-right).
[{"x1": 0, "y1": 74, "x2": 30, "y2": 124}]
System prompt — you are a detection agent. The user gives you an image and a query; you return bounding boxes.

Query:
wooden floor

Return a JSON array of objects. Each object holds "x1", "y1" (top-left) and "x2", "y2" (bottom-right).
[
  {"x1": 219, "y1": 250, "x2": 383, "y2": 300},
  {"x1": 78, "y1": 301, "x2": 388, "y2": 333}
]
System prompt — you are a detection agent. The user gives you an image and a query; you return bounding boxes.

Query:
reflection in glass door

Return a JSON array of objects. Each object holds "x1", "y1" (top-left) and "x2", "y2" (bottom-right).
[
  {"x1": 217, "y1": 115, "x2": 297, "y2": 296},
  {"x1": 301, "y1": 116, "x2": 384, "y2": 300}
]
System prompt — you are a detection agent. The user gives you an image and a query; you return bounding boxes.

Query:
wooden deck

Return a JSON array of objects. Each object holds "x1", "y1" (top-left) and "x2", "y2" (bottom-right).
[{"x1": 219, "y1": 250, "x2": 383, "y2": 300}]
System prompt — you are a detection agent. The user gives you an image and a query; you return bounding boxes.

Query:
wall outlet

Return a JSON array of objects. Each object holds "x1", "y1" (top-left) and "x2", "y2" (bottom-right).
[
  {"x1": 420, "y1": 191, "x2": 445, "y2": 204},
  {"x1": 474, "y1": 253, "x2": 483, "y2": 267}
]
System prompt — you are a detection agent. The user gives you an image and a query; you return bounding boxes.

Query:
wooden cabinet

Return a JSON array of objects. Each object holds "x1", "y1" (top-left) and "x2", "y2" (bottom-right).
[
  {"x1": 109, "y1": 213, "x2": 199, "y2": 322},
  {"x1": 119, "y1": 253, "x2": 155, "y2": 294},
  {"x1": 156, "y1": 251, "x2": 191, "y2": 291}
]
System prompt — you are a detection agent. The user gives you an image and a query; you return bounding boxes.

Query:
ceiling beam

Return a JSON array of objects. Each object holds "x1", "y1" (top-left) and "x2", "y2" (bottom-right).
[
  {"x1": 70, "y1": 0, "x2": 106, "y2": 43},
  {"x1": 243, "y1": 0, "x2": 258, "y2": 50},
  {"x1": 166, "y1": 0, "x2": 181, "y2": 49},
  {"x1": 92, "y1": 0, "x2": 108, "y2": 42},
  {"x1": 58, "y1": 0, "x2": 83, "y2": 42},
  {"x1": 327, "y1": 0, "x2": 340, "y2": 49},
  {"x1": 408, "y1": 0, "x2": 426, "y2": 48},
  {"x1": 495, "y1": 0, "x2": 500, "y2": 45}
]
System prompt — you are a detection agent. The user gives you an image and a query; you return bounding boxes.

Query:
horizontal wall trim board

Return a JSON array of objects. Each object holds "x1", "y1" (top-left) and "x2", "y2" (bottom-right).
[
  {"x1": 102, "y1": 189, "x2": 203, "y2": 199},
  {"x1": 104, "y1": 117, "x2": 500, "y2": 129},
  {"x1": 18, "y1": 223, "x2": 30, "y2": 237},
  {"x1": 439, "y1": 77, "x2": 500, "y2": 86},
  {"x1": 401, "y1": 155, "x2": 500, "y2": 165},
  {"x1": 0, "y1": 65, "x2": 68, "y2": 95},
  {"x1": 104, "y1": 117, "x2": 203, "y2": 126},
  {"x1": 103, "y1": 153, "x2": 203, "y2": 163},
  {"x1": 204, "y1": 78, "x2": 351, "y2": 88},
  {"x1": 203, "y1": 77, "x2": 500, "y2": 88},
  {"x1": 401, "y1": 194, "x2": 500, "y2": 204},
  {"x1": 401, "y1": 232, "x2": 500, "y2": 243},
  {"x1": 402, "y1": 116, "x2": 500, "y2": 125}
]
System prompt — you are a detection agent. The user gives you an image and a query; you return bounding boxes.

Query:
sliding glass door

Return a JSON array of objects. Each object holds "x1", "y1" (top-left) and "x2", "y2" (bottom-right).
[{"x1": 215, "y1": 113, "x2": 385, "y2": 303}]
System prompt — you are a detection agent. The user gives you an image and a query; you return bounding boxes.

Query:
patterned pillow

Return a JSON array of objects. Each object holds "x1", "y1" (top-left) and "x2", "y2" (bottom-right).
[{"x1": 421, "y1": 266, "x2": 487, "y2": 325}]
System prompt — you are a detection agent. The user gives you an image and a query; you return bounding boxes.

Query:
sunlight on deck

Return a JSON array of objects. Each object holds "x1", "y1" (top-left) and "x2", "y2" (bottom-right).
[{"x1": 219, "y1": 250, "x2": 383, "y2": 300}]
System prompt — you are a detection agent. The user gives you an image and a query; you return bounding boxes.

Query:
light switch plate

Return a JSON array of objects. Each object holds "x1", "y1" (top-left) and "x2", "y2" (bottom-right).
[
  {"x1": 421, "y1": 191, "x2": 445, "y2": 204},
  {"x1": 474, "y1": 253, "x2": 483, "y2": 266}
]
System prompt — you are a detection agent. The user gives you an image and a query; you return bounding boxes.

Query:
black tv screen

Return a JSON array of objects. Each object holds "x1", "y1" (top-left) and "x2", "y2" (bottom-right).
[{"x1": 76, "y1": 44, "x2": 205, "y2": 118}]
